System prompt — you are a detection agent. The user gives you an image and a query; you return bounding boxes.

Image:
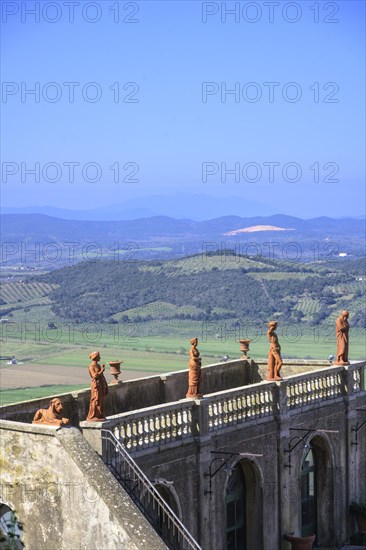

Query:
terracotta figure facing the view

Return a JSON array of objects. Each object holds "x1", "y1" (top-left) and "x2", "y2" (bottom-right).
[
  {"x1": 86, "y1": 351, "x2": 109, "y2": 421},
  {"x1": 186, "y1": 337, "x2": 203, "y2": 399},
  {"x1": 32, "y1": 398, "x2": 70, "y2": 426},
  {"x1": 335, "y1": 310, "x2": 350, "y2": 365},
  {"x1": 266, "y1": 321, "x2": 283, "y2": 381}
]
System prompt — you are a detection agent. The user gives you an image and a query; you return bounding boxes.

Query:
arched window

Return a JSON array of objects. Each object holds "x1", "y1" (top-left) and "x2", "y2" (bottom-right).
[
  {"x1": 301, "y1": 447, "x2": 317, "y2": 538},
  {"x1": 225, "y1": 467, "x2": 246, "y2": 550},
  {"x1": 155, "y1": 484, "x2": 180, "y2": 518},
  {"x1": 154, "y1": 483, "x2": 182, "y2": 549}
]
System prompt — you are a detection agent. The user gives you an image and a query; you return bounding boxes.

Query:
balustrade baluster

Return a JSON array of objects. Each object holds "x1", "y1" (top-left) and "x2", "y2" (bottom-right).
[
  {"x1": 160, "y1": 412, "x2": 166, "y2": 442},
  {"x1": 255, "y1": 391, "x2": 261, "y2": 417},
  {"x1": 250, "y1": 392, "x2": 256, "y2": 416},
  {"x1": 172, "y1": 411, "x2": 178, "y2": 438},
  {"x1": 126, "y1": 423, "x2": 133, "y2": 450},
  {"x1": 166, "y1": 411, "x2": 172, "y2": 441},
  {"x1": 294, "y1": 382, "x2": 303, "y2": 407},
  {"x1": 182, "y1": 409, "x2": 188, "y2": 436},
  {"x1": 227, "y1": 399, "x2": 233, "y2": 425},
  {"x1": 120, "y1": 423, "x2": 126, "y2": 446},
  {"x1": 218, "y1": 401, "x2": 223, "y2": 427},
  {"x1": 187, "y1": 409, "x2": 192, "y2": 436},
  {"x1": 213, "y1": 402, "x2": 218, "y2": 428},
  {"x1": 223, "y1": 399, "x2": 228, "y2": 426},
  {"x1": 177, "y1": 410, "x2": 183, "y2": 437},
  {"x1": 232, "y1": 396, "x2": 238, "y2": 423},
  {"x1": 132, "y1": 419, "x2": 140, "y2": 449},
  {"x1": 149, "y1": 415, "x2": 155, "y2": 446},
  {"x1": 353, "y1": 369, "x2": 361, "y2": 391},
  {"x1": 154, "y1": 414, "x2": 161, "y2": 443},
  {"x1": 263, "y1": 389, "x2": 270, "y2": 415},
  {"x1": 131, "y1": 420, "x2": 138, "y2": 449},
  {"x1": 113, "y1": 426, "x2": 120, "y2": 440}
]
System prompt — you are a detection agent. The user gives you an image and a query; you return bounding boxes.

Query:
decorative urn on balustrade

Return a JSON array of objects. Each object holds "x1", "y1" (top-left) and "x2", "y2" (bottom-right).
[
  {"x1": 238, "y1": 339, "x2": 251, "y2": 359},
  {"x1": 109, "y1": 360, "x2": 123, "y2": 384}
]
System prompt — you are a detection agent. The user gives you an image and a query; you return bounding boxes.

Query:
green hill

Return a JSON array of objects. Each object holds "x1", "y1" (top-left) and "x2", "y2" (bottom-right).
[{"x1": 26, "y1": 253, "x2": 365, "y2": 328}]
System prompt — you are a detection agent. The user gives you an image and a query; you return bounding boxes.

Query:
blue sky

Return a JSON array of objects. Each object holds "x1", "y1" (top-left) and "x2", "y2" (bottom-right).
[{"x1": 1, "y1": 0, "x2": 365, "y2": 217}]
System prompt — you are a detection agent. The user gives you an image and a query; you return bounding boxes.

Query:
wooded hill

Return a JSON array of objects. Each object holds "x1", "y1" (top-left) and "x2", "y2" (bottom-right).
[{"x1": 24, "y1": 253, "x2": 365, "y2": 328}]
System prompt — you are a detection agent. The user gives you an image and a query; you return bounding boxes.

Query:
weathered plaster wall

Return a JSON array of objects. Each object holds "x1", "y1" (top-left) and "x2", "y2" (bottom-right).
[{"x1": 0, "y1": 421, "x2": 166, "y2": 550}]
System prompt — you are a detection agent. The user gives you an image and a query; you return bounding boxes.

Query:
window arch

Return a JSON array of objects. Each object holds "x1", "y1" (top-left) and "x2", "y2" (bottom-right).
[
  {"x1": 300, "y1": 436, "x2": 335, "y2": 547},
  {"x1": 301, "y1": 447, "x2": 317, "y2": 537},
  {"x1": 153, "y1": 482, "x2": 183, "y2": 549},
  {"x1": 154, "y1": 484, "x2": 181, "y2": 519},
  {"x1": 225, "y1": 466, "x2": 246, "y2": 550},
  {"x1": 224, "y1": 460, "x2": 263, "y2": 550}
]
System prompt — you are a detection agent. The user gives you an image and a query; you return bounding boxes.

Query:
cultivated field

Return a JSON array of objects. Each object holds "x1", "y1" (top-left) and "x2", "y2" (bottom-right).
[{"x1": 1, "y1": 328, "x2": 365, "y2": 405}]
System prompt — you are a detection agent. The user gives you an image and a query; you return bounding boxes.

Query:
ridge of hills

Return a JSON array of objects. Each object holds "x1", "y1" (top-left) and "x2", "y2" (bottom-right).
[
  {"x1": 1, "y1": 253, "x2": 365, "y2": 329},
  {"x1": 1, "y1": 194, "x2": 277, "y2": 220},
  {"x1": 1, "y1": 213, "x2": 365, "y2": 265},
  {"x1": 2, "y1": 212, "x2": 364, "y2": 237}
]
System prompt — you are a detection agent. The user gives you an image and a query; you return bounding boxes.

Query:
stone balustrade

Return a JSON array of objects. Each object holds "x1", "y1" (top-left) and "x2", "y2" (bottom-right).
[
  {"x1": 81, "y1": 362, "x2": 365, "y2": 453},
  {"x1": 104, "y1": 400, "x2": 195, "y2": 451},
  {"x1": 205, "y1": 383, "x2": 275, "y2": 432},
  {"x1": 286, "y1": 366, "x2": 344, "y2": 410},
  {"x1": 348, "y1": 361, "x2": 365, "y2": 393}
]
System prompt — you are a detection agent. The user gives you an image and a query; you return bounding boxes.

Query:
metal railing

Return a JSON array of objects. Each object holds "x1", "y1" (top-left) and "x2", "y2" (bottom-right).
[{"x1": 101, "y1": 429, "x2": 202, "y2": 550}]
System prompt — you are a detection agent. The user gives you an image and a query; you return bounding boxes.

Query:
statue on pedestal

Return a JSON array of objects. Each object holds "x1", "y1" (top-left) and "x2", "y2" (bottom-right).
[
  {"x1": 266, "y1": 321, "x2": 283, "y2": 381},
  {"x1": 32, "y1": 398, "x2": 69, "y2": 426},
  {"x1": 334, "y1": 310, "x2": 350, "y2": 365},
  {"x1": 186, "y1": 338, "x2": 203, "y2": 399},
  {"x1": 86, "y1": 351, "x2": 109, "y2": 422}
]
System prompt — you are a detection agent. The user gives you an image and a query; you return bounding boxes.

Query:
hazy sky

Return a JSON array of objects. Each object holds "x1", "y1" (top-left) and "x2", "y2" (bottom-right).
[{"x1": 1, "y1": 0, "x2": 365, "y2": 217}]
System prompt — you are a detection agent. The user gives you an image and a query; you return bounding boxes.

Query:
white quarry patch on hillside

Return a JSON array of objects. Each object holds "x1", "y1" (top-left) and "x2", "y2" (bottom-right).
[{"x1": 224, "y1": 225, "x2": 295, "y2": 235}]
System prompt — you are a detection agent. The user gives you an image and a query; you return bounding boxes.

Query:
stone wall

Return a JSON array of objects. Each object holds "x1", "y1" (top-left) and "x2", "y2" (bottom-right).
[
  {"x1": 130, "y1": 392, "x2": 366, "y2": 550},
  {"x1": 81, "y1": 362, "x2": 366, "y2": 550},
  {"x1": 0, "y1": 420, "x2": 166, "y2": 550}
]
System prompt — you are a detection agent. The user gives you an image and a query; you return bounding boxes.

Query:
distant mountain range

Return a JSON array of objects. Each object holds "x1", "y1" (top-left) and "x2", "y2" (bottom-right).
[
  {"x1": 1, "y1": 193, "x2": 279, "y2": 220},
  {"x1": 1, "y1": 212, "x2": 365, "y2": 265}
]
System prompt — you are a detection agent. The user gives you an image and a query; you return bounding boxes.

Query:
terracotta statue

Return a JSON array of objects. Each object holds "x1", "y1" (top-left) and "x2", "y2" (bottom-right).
[
  {"x1": 186, "y1": 337, "x2": 203, "y2": 399},
  {"x1": 266, "y1": 321, "x2": 283, "y2": 381},
  {"x1": 86, "y1": 351, "x2": 109, "y2": 422},
  {"x1": 334, "y1": 310, "x2": 350, "y2": 365},
  {"x1": 32, "y1": 398, "x2": 70, "y2": 426}
]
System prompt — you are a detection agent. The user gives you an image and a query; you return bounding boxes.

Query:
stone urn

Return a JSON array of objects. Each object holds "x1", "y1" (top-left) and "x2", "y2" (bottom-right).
[
  {"x1": 284, "y1": 533, "x2": 315, "y2": 550},
  {"x1": 109, "y1": 361, "x2": 123, "y2": 384},
  {"x1": 239, "y1": 339, "x2": 251, "y2": 359}
]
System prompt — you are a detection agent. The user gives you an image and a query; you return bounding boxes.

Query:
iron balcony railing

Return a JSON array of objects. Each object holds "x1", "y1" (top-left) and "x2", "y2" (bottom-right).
[{"x1": 101, "y1": 429, "x2": 202, "y2": 550}]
